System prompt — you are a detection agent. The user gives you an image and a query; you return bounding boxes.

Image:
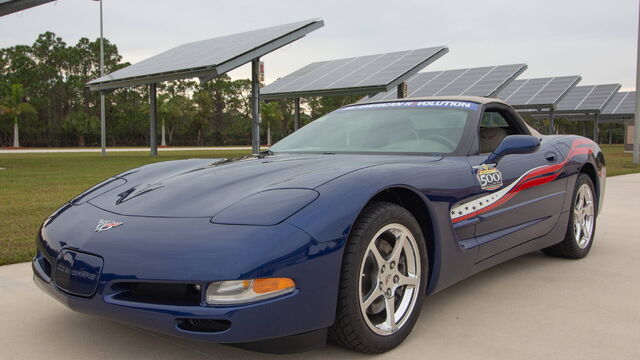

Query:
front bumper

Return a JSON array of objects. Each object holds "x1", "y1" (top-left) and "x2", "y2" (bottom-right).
[{"x1": 33, "y1": 203, "x2": 343, "y2": 343}]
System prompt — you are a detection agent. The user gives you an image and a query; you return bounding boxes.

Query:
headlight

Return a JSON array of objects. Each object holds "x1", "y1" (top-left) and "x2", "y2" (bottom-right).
[{"x1": 205, "y1": 278, "x2": 295, "y2": 305}]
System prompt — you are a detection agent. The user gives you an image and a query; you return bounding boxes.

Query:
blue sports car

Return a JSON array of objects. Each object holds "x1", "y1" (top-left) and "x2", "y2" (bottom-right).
[{"x1": 33, "y1": 96, "x2": 605, "y2": 353}]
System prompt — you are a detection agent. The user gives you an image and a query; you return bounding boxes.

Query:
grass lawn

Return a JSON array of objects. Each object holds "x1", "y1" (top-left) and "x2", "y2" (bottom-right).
[
  {"x1": 600, "y1": 144, "x2": 640, "y2": 176},
  {"x1": 1, "y1": 144, "x2": 639, "y2": 266},
  {"x1": 0, "y1": 150, "x2": 250, "y2": 266}
]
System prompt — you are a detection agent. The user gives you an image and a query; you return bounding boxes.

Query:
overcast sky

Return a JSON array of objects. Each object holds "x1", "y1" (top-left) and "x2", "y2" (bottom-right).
[{"x1": 1, "y1": 0, "x2": 638, "y2": 90}]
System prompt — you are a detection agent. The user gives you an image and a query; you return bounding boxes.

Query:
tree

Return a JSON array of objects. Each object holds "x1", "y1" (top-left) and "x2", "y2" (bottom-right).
[
  {"x1": 61, "y1": 110, "x2": 98, "y2": 146},
  {"x1": 0, "y1": 32, "x2": 362, "y2": 148},
  {"x1": 261, "y1": 101, "x2": 283, "y2": 146},
  {"x1": 158, "y1": 93, "x2": 186, "y2": 146},
  {"x1": 0, "y1": 83, "x2": 36, "y2": 147},
  {"x1": 306, "y1": 95, "x2": 362, "y2": 124}
]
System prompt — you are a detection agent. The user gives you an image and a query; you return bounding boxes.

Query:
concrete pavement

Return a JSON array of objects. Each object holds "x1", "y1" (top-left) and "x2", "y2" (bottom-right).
[
  {"x1": 1, "y1": 174, "x2": 639, "y2": 359},
  {"x1": 0, "y1": 146, "x2": 252, "y2": 154}
]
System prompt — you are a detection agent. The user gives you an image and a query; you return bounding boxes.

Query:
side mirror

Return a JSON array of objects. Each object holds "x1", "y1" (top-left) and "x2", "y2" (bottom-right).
[{"x1": 485, "y1": 135, "x2": 540, "y2": 165}]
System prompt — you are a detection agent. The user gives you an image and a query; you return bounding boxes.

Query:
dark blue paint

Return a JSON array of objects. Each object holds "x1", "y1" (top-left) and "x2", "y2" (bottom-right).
[
  {"x1": 34, "y1": 98, "x2": 606, "y2": 344},
  {"x1": 212, "y1": 188, "x2": 319, "y2": 226},
  {"x1": 464, "y1": 133, "x2": 567, "y2": 261}
]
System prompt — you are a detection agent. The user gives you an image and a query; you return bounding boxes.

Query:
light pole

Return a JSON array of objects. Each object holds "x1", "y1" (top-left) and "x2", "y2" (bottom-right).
[
  {"x1": 634, "y1": 0, "x2": 640, "y2": 163},
  {"x1": 99, "y1": 0, "x2": 106, "y2": 156}
]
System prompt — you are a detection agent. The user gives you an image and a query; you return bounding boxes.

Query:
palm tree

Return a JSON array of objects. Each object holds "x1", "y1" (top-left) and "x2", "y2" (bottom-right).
[
  {"x1": 0, "y1": 84, "x2": 35, "y2": 148},
  {"x1": 261, "y1": 102, "x2": 283, "y2": 146},
  {"x1": 158, "y1": 94, "x2": 186, "y2": 146},
  {"x1": 61, "y1": 111, "x2": 98, "y2": 147}
]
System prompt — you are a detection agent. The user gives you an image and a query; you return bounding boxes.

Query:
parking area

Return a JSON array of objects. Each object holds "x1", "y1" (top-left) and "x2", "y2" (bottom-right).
[{"x1": 1, "y1": 174, "x2": 639, "y2": 359}]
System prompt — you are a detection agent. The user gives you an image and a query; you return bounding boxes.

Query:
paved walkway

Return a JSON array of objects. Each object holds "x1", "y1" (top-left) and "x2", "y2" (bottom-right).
[
  {"x1": 0, "y1": 146, "x2": 252, "y2": 154},
  {"x1": 1, "y1": 174, "x2": 639, "y2": 359}
]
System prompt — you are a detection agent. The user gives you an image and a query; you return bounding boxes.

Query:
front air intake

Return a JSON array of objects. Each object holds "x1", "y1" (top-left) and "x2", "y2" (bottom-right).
[
  {"x1": 111, "y1": 282, "x2": 201, "y2": 306},
  {"x1": 176, "y1": 318, "x2": 231, "y2": 333}
]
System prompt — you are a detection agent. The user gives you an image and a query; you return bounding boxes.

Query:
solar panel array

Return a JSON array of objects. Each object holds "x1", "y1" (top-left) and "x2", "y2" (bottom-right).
[
  {"x1": 260, "y1": 46, "x2": 449, "y2": 99},
  {"x1": 497, "y1": 76, "x2": 581, "y2": 107},
  {"x1": 602, "y1": 91, "x2": 635, "y2": 115},
  {"x1": 365, "y1": 63, "x2": 527, "y2": 101},
  {"x1": 556, "y1": 84, "x2": 621, "y2": 112},
  {"x1": 88, "y1": 19, "x2": 323, "y2": 90}
]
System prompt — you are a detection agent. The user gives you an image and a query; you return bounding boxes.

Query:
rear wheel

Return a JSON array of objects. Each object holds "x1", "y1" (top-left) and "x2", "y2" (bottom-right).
[
  {"x1": 542, "y1": 174, "x2": 596, "y2": 259},
  {"x1": 329, "y1": 202, "x2": 428, "y2": 353}
]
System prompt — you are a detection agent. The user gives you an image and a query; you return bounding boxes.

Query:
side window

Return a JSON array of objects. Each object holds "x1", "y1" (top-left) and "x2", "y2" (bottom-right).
[
  {"x1": 478, "y1": 109, "x2": 523, "y2": 154},
  {"x1": 481, "y1": 111, "x2": 509, "y2": 128}
]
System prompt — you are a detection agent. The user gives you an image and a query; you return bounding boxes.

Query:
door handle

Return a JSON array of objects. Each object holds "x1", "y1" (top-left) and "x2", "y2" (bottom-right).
[{"x1": 545, "y1": 152, "x2": 557, "y2": 162}]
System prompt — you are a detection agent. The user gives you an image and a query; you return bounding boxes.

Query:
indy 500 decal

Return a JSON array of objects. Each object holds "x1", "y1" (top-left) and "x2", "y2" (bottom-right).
[
  {"x1": 473, "y1": 164, "x2": 503, "y2": 191},
  {"x1": 451, "y1": 139, "x2": 595, "y2": 223}
]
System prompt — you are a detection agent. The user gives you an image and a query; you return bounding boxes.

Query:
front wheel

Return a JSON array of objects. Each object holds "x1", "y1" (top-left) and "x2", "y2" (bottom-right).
[
  {"x1": 329, "y1": 202, "x2": 428, "y2": 353},
  {"x1": 542, "y1": 173, "x2": 596, "y2": 259}
]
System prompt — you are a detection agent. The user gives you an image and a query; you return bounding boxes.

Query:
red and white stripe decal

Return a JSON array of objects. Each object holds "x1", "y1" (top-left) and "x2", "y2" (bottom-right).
[{"x1": 451, "y1": 139, "x2": 594, "y2": 224}]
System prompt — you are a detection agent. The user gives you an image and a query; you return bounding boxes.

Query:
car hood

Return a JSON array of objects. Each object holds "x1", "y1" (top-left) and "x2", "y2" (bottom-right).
[{"x1": 87, "y1": 154, "x2": 442, "y2": 218}]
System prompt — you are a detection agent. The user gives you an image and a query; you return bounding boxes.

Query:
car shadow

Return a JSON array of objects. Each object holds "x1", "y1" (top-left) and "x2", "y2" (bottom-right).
[{"x1": 43, "y1": 251, "x2": 565, "y2": 359}]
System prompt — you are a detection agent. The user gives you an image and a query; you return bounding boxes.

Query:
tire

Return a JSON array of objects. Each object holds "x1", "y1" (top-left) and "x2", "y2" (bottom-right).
[
  {"x1": 542, "y1": 173, "x2": 597, "y2": 259},
  {"x1": 329, "y1": 201, "x2": 428, "y2": 353}
]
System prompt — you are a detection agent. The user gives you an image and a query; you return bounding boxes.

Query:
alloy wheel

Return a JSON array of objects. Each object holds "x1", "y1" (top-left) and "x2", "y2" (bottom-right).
[{"x1": 358, "y1": 223, "x2": 421, "y2": 336}]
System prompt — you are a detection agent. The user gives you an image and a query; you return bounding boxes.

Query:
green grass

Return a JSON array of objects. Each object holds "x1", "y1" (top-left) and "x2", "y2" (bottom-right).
[
  {"x1": 600, "y1": 145, "x2": 640, "y2": 177},
  {"x1": 1, "y1": 145, "x2": 639, "y2": 266},
  {"x1": 0, "y1": 150, "x2": 250, "y2": 266}
]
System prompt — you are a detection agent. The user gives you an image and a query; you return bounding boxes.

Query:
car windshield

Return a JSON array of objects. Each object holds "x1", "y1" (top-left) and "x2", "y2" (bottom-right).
[{"x1": 270, "y1": 101, "x2": 479, "y2": 154}]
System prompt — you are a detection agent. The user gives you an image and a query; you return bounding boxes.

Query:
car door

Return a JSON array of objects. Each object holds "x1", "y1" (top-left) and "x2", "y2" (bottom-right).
[{"x1": 466, "y1": 104, "x2": 567, "y2": 261}]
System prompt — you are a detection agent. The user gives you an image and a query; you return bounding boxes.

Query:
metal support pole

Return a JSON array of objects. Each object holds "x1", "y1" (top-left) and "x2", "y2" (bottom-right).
[
  {"x1": 548, "y1": 109, "x2": 555, "y2": 135},
  {"x1": 99, "y1": 0, "x2": 106, "y2": 156},
  {"x1": 593, "y1": 113, "x2": 599, "y2": 143},
  {"x1": 609, "y1": 122, "x2": 613, "y2": 145},
  {"x1": 294, "y1": 98, "x2": 300, "y2": 131},
  {"x1": 251, "y1": 58, "x2": 261, "y2": 153},
  {"x1": 100, "y1": 92, "x2": 105, "y2": 153},
  {"x1": 149, "y1": 83, "x2": 158, "y2": 156},
  {"x1": 634, "y1": 0, "x2": 640, "y2": 163},
  {"x1": 397, "y1": 82, "x2": 407, "y2": 98}
]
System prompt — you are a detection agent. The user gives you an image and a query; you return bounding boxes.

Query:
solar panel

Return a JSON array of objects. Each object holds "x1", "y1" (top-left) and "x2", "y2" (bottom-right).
[
  {"x1": 88, "y1": 19, "x2": 324, "y2": 91},
  {"x1": 0, "y1": 0, "x2": 54, "y2": 16},
  {"x1": 556, "y1": 84, "x2": 621, "y2": 112},
  {"x1": 498, "y1": 76, "x2": 581, "y2": 108},
  {"x1": 602, "y1": 91, "x2": 635, "y2": 115},
  {"x1": 260, "y1": 46, "x2": 449, "y2": 99},
  {"x1": 366, "y1": 64, "x2": 527, "y2": 101}
]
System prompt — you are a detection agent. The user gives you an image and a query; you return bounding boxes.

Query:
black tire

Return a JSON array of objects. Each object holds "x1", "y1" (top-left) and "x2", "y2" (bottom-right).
[
  {"x1": 542, "y1": 173, "x2": 597, "y2": 259},
  {"x1": 329, "y1": 201, "x2": 428, "y2": 353}
]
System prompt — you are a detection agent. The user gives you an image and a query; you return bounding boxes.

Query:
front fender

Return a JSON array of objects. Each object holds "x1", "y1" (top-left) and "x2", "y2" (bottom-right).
[{"x1": 285, "y1": 162, "x2": 469, "y2": 296}]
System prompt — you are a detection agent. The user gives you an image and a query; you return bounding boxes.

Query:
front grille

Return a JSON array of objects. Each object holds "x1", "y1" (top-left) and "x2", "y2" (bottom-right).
[
  {"x1": 176, "y1": 318, "x2": 231, "y2": 333},
  {"x1": 111, "y1": 282, "x2": 201, "y2": 306}
]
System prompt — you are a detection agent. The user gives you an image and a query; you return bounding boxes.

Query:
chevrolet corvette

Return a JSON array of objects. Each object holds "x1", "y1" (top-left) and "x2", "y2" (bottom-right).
[{"x1": 33, "y1": 96, "x2": 605, "y2": 353}]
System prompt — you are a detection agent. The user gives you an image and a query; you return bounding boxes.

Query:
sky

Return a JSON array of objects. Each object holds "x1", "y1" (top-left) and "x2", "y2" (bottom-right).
[{"x1": 0, "y1": 0, "x2": 638, "y2": 90}]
